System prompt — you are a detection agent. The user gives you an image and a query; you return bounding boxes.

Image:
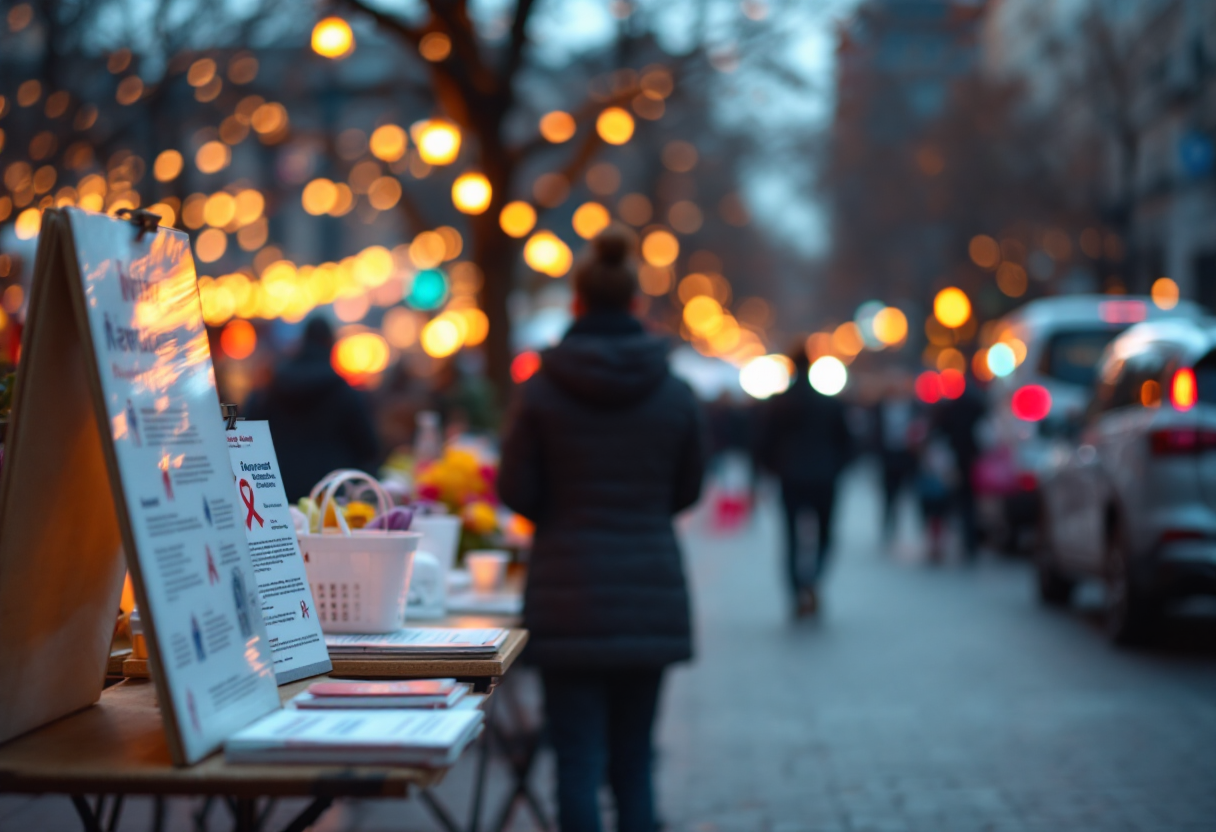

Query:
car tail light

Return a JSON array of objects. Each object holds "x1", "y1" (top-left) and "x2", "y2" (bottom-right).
[
  {"x1": 1011, "y1": 385, "x2": 1051, "y2": 421},
  {"x1": 1149, "y1": 428, "x2": 1216, "y2": 455},
  {"x1": 1171, "y1": 368, "x2": 1197, "y2": 411}
]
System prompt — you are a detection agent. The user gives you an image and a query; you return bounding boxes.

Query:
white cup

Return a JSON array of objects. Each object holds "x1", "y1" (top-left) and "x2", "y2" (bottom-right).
[{"x1": 466, "y1": 550, "x2": 510, "y2": 593}]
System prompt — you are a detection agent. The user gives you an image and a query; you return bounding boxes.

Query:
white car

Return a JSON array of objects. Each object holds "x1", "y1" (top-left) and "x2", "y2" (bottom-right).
[
  {"x1": 1037, "y1": 317, "x2": 1216, "y2": 643},
  {"x1": 980, "y1": 296, "x2": 1205, "y2": 551}
]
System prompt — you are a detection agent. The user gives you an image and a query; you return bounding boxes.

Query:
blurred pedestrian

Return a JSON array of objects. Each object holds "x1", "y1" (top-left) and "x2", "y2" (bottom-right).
[
  {"x1": 498, "y1": 225, "x2": 706, "y2": 832},
  {"x1": 757, "y1": 346, "x2": 855, "y2": 616},
  {"x1": 933, "y1": 374, "x2": 987, "y2": 558},
  {"x1": 244, "y1": 317, "x2": 379, "y2": 501},
  {"x1": 917, "y1": 437, "x2": 956, "y2": 562},
  {"x1": 874, "y1": 369, "x2": 924, "y2": 540}
]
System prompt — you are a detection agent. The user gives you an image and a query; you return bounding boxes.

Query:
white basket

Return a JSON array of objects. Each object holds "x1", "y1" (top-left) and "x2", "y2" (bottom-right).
[{"x1": 300, "y1": 470, "x2": 422, "y2": 633}]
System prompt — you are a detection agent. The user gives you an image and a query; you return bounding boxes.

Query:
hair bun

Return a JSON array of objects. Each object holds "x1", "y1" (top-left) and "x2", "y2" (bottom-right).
[{"x1": 592, "y1": 225, "x2": 634, "y2": 266}]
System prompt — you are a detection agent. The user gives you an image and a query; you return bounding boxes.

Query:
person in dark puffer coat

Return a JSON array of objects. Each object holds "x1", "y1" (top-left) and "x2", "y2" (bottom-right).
[{"x1": 498, "y1": 225, "x2": 706, "y2": 832}]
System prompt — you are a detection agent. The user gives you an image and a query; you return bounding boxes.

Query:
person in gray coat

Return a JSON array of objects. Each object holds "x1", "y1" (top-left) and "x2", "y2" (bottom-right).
[{"x1": 498, "y1": 225, "x2": 706, "y2": 832}]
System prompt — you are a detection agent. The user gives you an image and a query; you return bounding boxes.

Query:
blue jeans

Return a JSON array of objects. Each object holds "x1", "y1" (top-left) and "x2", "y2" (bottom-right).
[{"x1": 542, "y1": 669, "x2": 664, "y2": 832}]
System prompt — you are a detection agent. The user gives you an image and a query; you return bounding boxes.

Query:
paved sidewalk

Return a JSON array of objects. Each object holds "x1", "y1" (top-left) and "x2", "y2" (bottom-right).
[{"x1": 659, "y1": 463, "x2": 1216, "y2": 832}]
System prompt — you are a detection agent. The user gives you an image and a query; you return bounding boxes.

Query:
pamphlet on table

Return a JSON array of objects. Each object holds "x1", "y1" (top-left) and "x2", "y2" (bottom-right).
[
  {"x1": 225, "y1": 708, "x2": 485, "y2": 766},
  {"x1": 290, "y1": 679, "x2": 469, "y2": 710},
  {"x1": 226, "y1": 421, "x2": 330, "y2": 684},
  {"x1": 325, "y1": 628, "x2": 507, "y2": 655}
]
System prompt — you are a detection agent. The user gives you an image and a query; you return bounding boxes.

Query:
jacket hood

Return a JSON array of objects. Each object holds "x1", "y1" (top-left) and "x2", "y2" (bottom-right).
[{"x1": 541, "y1": 327, "x2": 671, "y2": 408}]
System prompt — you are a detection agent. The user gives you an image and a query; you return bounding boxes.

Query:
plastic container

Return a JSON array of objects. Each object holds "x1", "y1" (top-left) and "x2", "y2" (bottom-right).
[
  {"x1": 300, "y1": 470, "x2": 422, "y2": 633},
  {"x1": 413, "y1": 513, "x2": 462, "y2": 576}
]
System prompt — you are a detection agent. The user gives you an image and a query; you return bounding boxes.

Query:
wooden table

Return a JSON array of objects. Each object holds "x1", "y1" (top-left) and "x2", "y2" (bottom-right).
[{"x1": 1, "y1": 626, "x2": 530, "y2": 832}]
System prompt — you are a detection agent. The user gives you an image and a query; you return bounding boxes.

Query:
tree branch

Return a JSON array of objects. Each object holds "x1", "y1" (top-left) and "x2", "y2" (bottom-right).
[{"x1": 502, "y1": 0, "x2": 538, "y2": 84}]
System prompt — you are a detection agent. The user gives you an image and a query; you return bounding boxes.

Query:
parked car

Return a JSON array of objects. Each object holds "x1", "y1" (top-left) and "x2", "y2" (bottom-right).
[
  {"x1": 978, "y1": 296, "x2": 1205, "y2": 552},
  {"x1": 1036, "y1": 317, "x2": 1216, "y2": 643}
]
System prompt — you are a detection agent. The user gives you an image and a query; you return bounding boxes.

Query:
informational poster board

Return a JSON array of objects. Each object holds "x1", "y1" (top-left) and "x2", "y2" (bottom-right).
[
  {"x1": 226, "y1": 421, "x2": 331, "y2": 684},
  {"x1": 0, "y1": 208, "x2": 280, "y2": 764}
]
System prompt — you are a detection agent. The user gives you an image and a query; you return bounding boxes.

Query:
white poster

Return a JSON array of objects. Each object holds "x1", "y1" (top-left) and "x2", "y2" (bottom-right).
[
  {"x1": 68, "y1": 208, "x2": 279, "y2": 763},
  {"x1": 226, "y1": 421, "x2": 331, "y2": 684}
]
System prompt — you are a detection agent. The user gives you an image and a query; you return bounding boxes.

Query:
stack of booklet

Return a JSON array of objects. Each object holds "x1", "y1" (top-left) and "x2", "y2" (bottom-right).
[
  {"x1": 224, "y1": 708, "x2": 485, "y2": 767},
  {"x1": 290, "y1": 679, "x2": 471, "y2": 710},
  {"x1": 325, "y1": 628, "x2": 507, "y2": 659}
]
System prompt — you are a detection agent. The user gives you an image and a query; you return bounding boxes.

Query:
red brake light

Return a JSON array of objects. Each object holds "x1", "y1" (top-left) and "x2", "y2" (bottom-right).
[
  {"x1": 940, "y1": 369, "x2": 965, "y2": 400},
  {"x1": 1099, "y1": 299, "x2": 1147, "y2": 324},
  {"x1": 1011, "y1": 385, "x2": 1051, "y2": 421},
  {"x1": 1016, "y1": 472, "x2": 1038, "y2": 491},
  {"x1": 1171, "y1": 368, "x2": 1197, "y2": 411},
  {"x1": 915, "y1": 371, "x2": 942, "y2": 404},
  {"x1": 1149, "y1": 428, "x2": 1216, "y2": 455}
]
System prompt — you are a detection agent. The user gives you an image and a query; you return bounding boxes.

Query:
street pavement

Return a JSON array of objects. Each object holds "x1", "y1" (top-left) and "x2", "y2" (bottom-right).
[{"x1": 4, "y1": 461, "x2": 1215, "y2": 831}]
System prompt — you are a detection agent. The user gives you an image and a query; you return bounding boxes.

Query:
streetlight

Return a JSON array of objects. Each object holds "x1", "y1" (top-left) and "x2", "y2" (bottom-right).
[
  {"x1": 933, "y1": 287, "x2": 971, "y2": 328},
  {"x1": 451, "y1": 172, "x2": 492, "y2": 215},
  {"x1": 311, "y1": 17, "x2": 354, "y2": 59},
  {"x1": 416, "y1": 120, "x2": 462, "y2": 165}
]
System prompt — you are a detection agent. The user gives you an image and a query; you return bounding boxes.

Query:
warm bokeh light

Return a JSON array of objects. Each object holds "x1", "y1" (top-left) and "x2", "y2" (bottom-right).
[
  {"x1": 969, "y1": 235, "x2": 1000, "y2": 269},
  {"x1": 935, "y1": 347, "x2": 966, "y2": 372},
  {"x1": 740, "y1": 355, "x2": 792, "y2": 400},
  {"x1": 933, "y1": 287, "x2": 971, "y2": 328},
  {"x1": 203, "y1": 192, "x2": 236, "y2": 227},
  {"x1": 368, "y1": 176, "x2": 403, "y2": 210},
  {"x1": 302, "y1": 178, "x2": 339, "y2": 215},
  {"x1": 831, "y1": 322, "x2": 865, "y2": 357},
  {"x1": 572, "y1": 202, "x2": 611, "y2": 240},
  {"x1": 638, "y1": 265, "x2": 672, "y2": 296},
  {"x1": 872, "y1": 306, "x2": 908, "y2": 346},
  {"x1": 312, "y1": 17, "x2": 355, "y2": 59},
  {"x1": 996, "y1": 262, "x2": 1027, "y2": 297},
  {"x1": 220, "y1": 319, "x2": 257, "y2": 360},
  {"x1": 409, "y1": 231, "x2": 447, "y2": 269},
  {"x1": 973, "y1": 349, "x2": 995, "y2": 382},
  {"x1": 1151, "y1": 277, "x2": 1179, "y2": 310},
  {"x1": 641, "y1": 229, "x2": 679, "y2": 267},
  {"x1": 683, "y1": 296, "x2": 724, "y2": 335},
  {"x1": 500, "y1": 201, "x2": 537, "y2": 238},
  {"x1": 333, "y1": 332, "x2": 390, "y2": 381},
  {"x1": 14, "y1": 208, "x2": 40, "y2": 240},
  {"x1": 382, "y1": 307, "x2": 418, "y2": 349},
  {"x1": 421, "y1": 315, "x2": 463, "y2": 358},
  {"x1": 419, "y1": 32, "x2": 451, "y2": 62},
  {"x1": 153, "y1": 149, "x2": 183, "y2": 182},
  {"x1": 940, "y1": 368, "x2": 966, "y2": 399},
  {"x1": 456, "y1": 307, "x2": 489, "y2": 346},
  {"x1": 539, "y1": 111, "x2": 577, "y2": 143},
  {"x1": 195, "y1": 141, "x2": 230, "y2": 174},
  {"x1": 416, "y1": 120, "x2": 462, "y2": 165},
  {"x1": 195, "y1": 228, "x2": 227, "y2": 263},
  {"x1": 452, "y1": 172, "x2": 491, "y2": 214},
  {"x1": 596, "y1": 107, "x2": 635, "y2": 145},
  {"x1": 369, "y1": 124, "x2": 407, "y2": 162},
  {"x1": 524, "y1": 231, "x2": 573, "y2": 277},
  {"x1": 235, "y1": 189, "x2": 264, "y2": 225},
  {"x1": 809, "y1": 356, "x2": 848, "y2": 396}
]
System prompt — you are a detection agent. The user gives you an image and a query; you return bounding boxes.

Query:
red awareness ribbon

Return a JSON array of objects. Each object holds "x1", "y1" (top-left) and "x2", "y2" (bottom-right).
[{"x1": 239, "y1": 478, "x2": 264, "y2": 530}]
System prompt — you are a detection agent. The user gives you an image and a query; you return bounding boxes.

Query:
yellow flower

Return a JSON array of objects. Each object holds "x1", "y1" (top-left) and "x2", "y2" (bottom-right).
[
  {"x1": 463, "y1": 500, "x2": 498, "y2": 535},
  {"x1": 323, "y1": 499, "x2": 377, "y2": 530}
]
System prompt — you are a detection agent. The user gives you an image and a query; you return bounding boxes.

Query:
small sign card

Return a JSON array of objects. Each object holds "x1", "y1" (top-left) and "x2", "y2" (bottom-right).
[{"x1": 226, "y1": 421, "x2": 330, "y2": 684}]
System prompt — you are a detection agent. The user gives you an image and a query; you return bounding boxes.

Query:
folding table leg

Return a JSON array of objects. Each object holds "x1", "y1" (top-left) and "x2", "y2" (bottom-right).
[{"x1": 70, "y1": 795, "x2": 102, "y2": 832}]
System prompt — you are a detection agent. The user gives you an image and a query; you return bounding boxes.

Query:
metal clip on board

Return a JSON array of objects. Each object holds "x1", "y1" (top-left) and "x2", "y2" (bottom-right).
[{"x1": 114, "y1": 208, "x2": 161, "y2": 241}]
